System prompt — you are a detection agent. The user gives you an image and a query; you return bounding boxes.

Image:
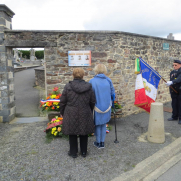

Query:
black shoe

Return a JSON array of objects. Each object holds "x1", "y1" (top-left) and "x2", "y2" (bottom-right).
[
  {"x1": 68, "y1": 151, "x2": 77, "y2": 158},
  {"x1": 100, "y1": 142, "x2": 105, "y2": 148},
  {"x1": 178, "y1": 120, "x2": 181, "y2": 124},
  {"x1": 81, "y1": 152, "x2": 87, "y2": 157},
  {"x1": 167, "y1": 117, "x2": 178, "y2": 121},
  {"x1": 93, "y1": 142, "x2": 101, "y2": 149}
]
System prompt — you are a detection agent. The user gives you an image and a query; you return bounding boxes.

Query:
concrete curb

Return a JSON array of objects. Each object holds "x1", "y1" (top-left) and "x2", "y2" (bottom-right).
[
  {"x1": 9, "y1": 117, "x2": 47, "y2": 124},
  {"x1": 111, "y1": 137, "x2": 181, "y2": 181},
  {"x1": 143, "y1": 152, "x2": 181, "y2": 181}
]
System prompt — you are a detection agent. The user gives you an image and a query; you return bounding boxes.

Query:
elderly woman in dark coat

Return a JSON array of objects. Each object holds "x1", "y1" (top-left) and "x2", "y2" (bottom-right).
[{"x1": 60, "y1": 68, "x2": 95, "y2": 158}]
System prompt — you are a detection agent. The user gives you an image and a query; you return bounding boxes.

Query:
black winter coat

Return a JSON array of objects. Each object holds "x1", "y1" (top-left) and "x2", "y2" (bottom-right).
[
  {"x1": 170, "y1": 68, "x2": 181, "y2": 95},
  {"x1": 60, "y1": 79, "x2": 96, "y2": 135}
]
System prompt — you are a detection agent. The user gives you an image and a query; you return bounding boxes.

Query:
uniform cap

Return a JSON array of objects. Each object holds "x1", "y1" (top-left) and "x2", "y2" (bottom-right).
[{"x1": 174, "y1": 60, "x2": 181, "y2": 64}]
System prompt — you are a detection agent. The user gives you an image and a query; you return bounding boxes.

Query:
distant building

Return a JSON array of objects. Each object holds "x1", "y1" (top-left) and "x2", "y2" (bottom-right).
[{"x1": 167, "y1": 33, "x2": 174, "y2": 40}]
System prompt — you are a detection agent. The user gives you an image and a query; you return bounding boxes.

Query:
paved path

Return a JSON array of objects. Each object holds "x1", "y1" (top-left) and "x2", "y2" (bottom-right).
[{"x1": 14, "y1": 68, "x2": 40, "y2": 117}]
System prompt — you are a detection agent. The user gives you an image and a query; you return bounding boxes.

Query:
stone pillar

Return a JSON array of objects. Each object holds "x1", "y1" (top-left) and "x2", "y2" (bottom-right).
[
  {"x1": 0, "y1": 5, "x2": 15, "y2": 122},
  {"x1": 147, "y1": 102, "x2": 165, "y2": 143},
  {"x1": 30, "y1": 48, "x2": 35, "y2": 61}
]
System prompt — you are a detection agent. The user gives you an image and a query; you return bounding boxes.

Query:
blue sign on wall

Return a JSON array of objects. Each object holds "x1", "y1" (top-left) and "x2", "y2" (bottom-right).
[{"x1": 163, "y1": 43, "x2": 169, "y2": 50}]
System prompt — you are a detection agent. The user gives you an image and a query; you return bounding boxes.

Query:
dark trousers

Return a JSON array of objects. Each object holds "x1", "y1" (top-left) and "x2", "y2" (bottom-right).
[
  {"x1": 69, "y1": 135, "x2": 88, "y2": 155},
  {"x1": 171, "y1": 93, "x2": 181, "y2": 119}
]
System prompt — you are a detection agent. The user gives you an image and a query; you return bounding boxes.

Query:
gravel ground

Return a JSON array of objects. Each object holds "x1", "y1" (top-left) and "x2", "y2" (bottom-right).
[{"x1": 1, "y1": 102, "x2": 181, "y2": 181}]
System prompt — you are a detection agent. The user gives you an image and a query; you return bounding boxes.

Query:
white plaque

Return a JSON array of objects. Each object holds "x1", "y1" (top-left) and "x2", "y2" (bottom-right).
[{"x1": 68, "y1": 51, "x2": 91, "y2": 66}]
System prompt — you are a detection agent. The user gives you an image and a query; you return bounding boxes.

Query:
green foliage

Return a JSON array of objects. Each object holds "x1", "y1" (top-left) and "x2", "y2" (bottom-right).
[
  {"x1": 18, "y1": 50, "x2": 44, "y2": 59},
  {"x1": 45, "y1": 131, "x2": 54, "y2": 143},
  {"x1": 45, "y1": 129, "x2": 68, "y2": 144},
  {"x1": 35, "y1": 50, "x2": 44, "y2": 59},
  {"x1": 111, "y1": 101, "x2": 122, "y2": 113},
  {"x1": 107, "y1": 124, "x2": 112, "y2": 131},
  {"x1": 19, "y1": 50, "x2": 30, "y2": 59},
  {"x1": 114, "y1": 101, "x2": 122, "y2": 109}
]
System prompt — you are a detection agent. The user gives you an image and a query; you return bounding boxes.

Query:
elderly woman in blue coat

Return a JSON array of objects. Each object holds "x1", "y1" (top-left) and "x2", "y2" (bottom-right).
[{"x1": 89, "y1": 64, "x2": 115, "y2": 149}]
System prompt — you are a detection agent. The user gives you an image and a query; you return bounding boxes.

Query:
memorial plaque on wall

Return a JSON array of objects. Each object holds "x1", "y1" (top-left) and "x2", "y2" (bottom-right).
[
  {"x1": 68, "y1": 51, "x2": 91, "y2": 66},
  {"x1": 163, "y1": 43, "x2": 169, "y2": 50}
]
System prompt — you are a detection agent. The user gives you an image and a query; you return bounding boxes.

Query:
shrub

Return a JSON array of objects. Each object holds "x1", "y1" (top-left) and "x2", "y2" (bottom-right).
[
  {"x1": 35, "y1": 50, "x2": 44, "y2": 59},
  {"x1": 19, "y1": 50, "x2": 30, "y2": 59},
  {"x1": 19, "y1": 50, "x2": 44, "y2": 59}
]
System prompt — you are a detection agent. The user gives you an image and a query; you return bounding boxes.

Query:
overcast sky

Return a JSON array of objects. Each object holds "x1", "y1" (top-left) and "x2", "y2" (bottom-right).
[{"x1": 2, "y1": 0, "x2": 181, "y2": 40}]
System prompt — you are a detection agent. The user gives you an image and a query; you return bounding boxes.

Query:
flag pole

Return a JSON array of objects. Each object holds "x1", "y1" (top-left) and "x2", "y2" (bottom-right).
[
  {"x1": 135, "y1": 55, "x2": 178, "y2": 94},
  {"x1": 161, "y1": 77, "x2": 178, "y2": 94}
]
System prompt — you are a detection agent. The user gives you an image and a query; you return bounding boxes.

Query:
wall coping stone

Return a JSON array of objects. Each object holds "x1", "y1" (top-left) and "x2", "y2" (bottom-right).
[
  {"x1": 34, "y1": 67, "x2": 44, "y2": 71},
  {"x1": 0, "y1": 4, "x2": 15, "y2": 17},
  {"x1": 14, "y1": 66, "x2": 41, "y2": 72},
  {"x1": 4, "y1": 30, "x2": 181, "y2": 42}
]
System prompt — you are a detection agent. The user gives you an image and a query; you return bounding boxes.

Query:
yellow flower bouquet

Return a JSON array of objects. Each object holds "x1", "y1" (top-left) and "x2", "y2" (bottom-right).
[
  {"x1": 40, "y1": 87, "x2": 61, "y2": 112},
  {"x1": 44, "y1": 116, "x2": 66, "y2": 141}
]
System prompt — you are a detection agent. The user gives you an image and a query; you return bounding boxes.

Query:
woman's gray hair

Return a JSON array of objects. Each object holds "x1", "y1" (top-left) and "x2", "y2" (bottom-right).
[{"x1": 94, "y1": 64, "x2": 107, "y2": 74}]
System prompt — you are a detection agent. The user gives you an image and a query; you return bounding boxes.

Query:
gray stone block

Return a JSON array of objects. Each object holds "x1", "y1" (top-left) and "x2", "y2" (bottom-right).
[
  {"x1": 2, "y1": 103, "x2": 7, "y2": 109},
  {"x1": 113, "y1": 70, "x2": 121, "y2": 76},
  {"x1": 0, "y1": 17, "x2": 5, "y2": 25},
  {"x1": 0, "y1": 109, "x2": 10, "y2": 116},
  {"x1": 0, "y1": 12, "x2": 3, "y2": 18},
  {"x1": 93, "y1": 34, "x2": 107, "y2": 41},
  {"x1": 50, "y1": 55, "x2": 56, "y2": 60},
  {"x1": 4, "y1": 40, "x2": 57, "y2": 47},
  {"x1": 0, "y1": 26, "x2": 4, "y2": 32},
  {"x1": 8, "y1": 113, "x2": 15, "y2": 122},
  {"x1": 0, "y1": 61, "x2": 6, "y2": 66},
  {"x1": 57, "y1": 42, "x2": 65, "y2": 46},
  {"x1": 7, "y1": 66, "x2": 13, "y2": 71},
  {"x1": 0, "y1": 33, "x2": 4, "y2": 39},
  {"x1": 1, "y1": 78, "x2": 7, "y2": 84},
  {"x1": 0, "y1": 86, "x2": 7, "y2": 91},
  {"x1": 2, "y1": 97, "x2": 9, "y2": 104},
  {"x1": 7, "y1": 78, "x2": 14, "y2": 84},
  {"x1": 0, "y1": 66, "x2": 7, "y2": 71},
  {"x1": 89, "y1": 71, "x2": 95, "y2": 75},
  {"x1": 0, "y1": 46, "x2": 6, "y2": 52},
  {"x1": 2, "y1": 115, "x2": 8, "y2": 122},
  {"x1": 0, "y1": 37, "x2": 3, "y2": 45},
  {"x1": 84, "y1": 46, "x2": 95, "y2": 51},
  {"x1": 7, "y1": 101, "x2": 15, "y2": 108},
  {"x1": 0, "y1": 52, "x2": 6, "y2": 57},
  {"x1": 59, "y1": 60, "x2": 64, "y2": 64},
  {"x1": 114, "y1": 54, "x2": 122, "y2": 59},
  {"x1": 91, "y1": 59, "x2": 98, "y2": 63},
  {"x1": 4, "y1": 13, "x2": 11, "y2": 22},
  {"x1": 64, "y1": 72, "x2": 73, "y2": 76}
]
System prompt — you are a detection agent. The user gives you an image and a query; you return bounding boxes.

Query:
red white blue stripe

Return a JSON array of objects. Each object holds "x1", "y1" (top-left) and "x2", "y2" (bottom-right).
[{"x1": 40, "y1": 99, "x2": 60, "y2": 104}]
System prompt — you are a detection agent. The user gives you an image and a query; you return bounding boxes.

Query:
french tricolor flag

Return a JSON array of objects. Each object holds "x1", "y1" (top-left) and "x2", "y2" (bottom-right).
[{"x1": 134, "y1": 58, "x2": 161, "y2": 113}]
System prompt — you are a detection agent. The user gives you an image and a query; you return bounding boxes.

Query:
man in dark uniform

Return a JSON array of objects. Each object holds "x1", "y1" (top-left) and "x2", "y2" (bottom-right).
[{"x1": 166, "y1": 60, "x2": 181, "y2": 124}]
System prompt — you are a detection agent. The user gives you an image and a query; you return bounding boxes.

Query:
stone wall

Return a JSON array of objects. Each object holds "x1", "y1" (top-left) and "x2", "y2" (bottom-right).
[
  {"x1": 43, "y1": 32, "x2": 181, "y2": 116},
  {"x1": 34, "y1": 67, "x2": 45, "y2": 88},
  {"x1": 0, "y1": 5, "x2": 15, "y2": 122},
  {"x1": 3, "y1": 29, "x2": 181, "y2": 119}
]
